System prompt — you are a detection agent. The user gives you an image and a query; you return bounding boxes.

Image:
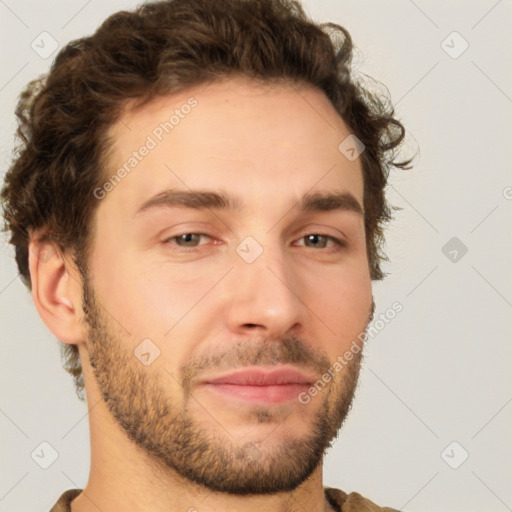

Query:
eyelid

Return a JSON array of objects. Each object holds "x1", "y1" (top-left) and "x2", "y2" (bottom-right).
[{"x1": 293, "y1": 221, "x2": 348, "y2": 242}]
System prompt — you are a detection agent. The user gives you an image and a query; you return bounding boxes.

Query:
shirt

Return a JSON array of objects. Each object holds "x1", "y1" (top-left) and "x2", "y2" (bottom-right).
[{"x1": 49, "y1": 487, "x2": 401, "y2": 511}]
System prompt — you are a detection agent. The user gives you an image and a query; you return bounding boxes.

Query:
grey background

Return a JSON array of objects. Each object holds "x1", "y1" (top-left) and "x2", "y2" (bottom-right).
[{"x1": 1, "y1": 1, "x2": 511, "y2": 511}]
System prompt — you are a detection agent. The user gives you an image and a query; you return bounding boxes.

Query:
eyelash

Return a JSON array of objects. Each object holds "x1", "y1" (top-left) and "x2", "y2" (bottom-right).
[{"x1": 164, "y1": 233, "x2": 346, "y2": 252}]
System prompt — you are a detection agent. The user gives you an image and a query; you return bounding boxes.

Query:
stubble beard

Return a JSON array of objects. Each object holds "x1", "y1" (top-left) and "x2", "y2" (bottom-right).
[{"x1": 81, "y1": 272, "x2": 365, "y2": 495}]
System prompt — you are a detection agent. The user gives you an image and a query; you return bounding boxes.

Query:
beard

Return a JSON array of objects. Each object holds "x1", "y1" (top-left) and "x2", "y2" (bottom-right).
[{"x1": 80, "y1": 271, "x2": 370, "y2": 495}]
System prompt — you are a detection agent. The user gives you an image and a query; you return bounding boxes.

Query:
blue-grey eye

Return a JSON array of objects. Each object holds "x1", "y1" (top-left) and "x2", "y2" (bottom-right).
[{"x1": 173, "y1": 233, "x2": 207, "y2": 247}]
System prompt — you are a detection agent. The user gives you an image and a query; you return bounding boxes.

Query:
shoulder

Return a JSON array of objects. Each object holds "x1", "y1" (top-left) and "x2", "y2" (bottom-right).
[
  {"x1": 49, "y1": 489, "x2": 82, "y2": 512},
  {"x1": 325, "y1": 487, "x2": 401, "y2": 512}
]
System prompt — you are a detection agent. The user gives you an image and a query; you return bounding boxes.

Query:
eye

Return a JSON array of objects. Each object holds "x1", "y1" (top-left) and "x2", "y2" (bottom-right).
[
  {"x1": 295, "y1": 234, "x2": 345, "y2": 250},
  {"x1": 163, "y1": 232, "x2": 345, "y2": 252},
  {"x1": 166, "y1": 233, "x2": 212, "y2": 248}
]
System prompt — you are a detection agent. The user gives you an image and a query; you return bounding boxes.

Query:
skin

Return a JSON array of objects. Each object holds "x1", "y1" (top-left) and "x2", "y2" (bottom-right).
[{"x1": 29, "y1": 76, "x2": 373, "y2": 512}]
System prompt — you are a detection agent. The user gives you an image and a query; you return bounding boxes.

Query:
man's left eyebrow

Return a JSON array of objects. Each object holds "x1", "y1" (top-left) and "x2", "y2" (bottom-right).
[{"x1": 298, "y1": 192, "x2": 364, "y2": 216}]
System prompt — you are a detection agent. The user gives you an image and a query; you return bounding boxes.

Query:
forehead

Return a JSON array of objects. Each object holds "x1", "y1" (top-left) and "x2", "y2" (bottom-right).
[{"x1": 102, "y1": 76, "x2": 364, "y2": 217}]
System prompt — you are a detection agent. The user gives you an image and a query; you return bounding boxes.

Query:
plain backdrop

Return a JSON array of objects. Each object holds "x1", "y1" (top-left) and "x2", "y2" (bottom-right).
[{"x1": 1, "y1": 1, "x2": 511, "y2": 511}]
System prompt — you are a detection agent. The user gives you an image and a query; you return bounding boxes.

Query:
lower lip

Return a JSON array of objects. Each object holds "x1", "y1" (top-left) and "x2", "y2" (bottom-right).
[{"x1": 202, "y1": 383, "x2": 310, "y2": 404}]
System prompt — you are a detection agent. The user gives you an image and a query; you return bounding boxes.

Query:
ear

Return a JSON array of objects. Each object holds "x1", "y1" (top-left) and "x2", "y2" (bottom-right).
[{"x1": 28, "y1": 235, "x2": 85, "y2": 346}]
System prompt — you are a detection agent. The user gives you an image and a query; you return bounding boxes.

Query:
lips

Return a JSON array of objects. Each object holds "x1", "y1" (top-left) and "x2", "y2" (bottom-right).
[
  {"x1": 198, "y1": 366, "x2": 316, "y2": 404},
  {"x1": 202, "y1": 366, "x2": 315, "y2": 386}
]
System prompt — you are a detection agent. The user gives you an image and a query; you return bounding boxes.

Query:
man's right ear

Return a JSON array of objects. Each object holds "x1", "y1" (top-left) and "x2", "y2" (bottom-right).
[{"x1": 28, "y1": 235, "x2": 85, "y2": 346}]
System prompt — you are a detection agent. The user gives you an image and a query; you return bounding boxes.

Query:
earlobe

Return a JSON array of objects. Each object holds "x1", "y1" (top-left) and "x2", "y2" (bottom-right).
[{"x1": 28, "y1": 238, "x2": 84, "y2": 345}]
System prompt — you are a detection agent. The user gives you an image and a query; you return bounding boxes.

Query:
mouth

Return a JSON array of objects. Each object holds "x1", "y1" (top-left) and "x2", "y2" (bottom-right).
[{"x1": 198, "y1": 366, "x2": 315, "y2": 404}]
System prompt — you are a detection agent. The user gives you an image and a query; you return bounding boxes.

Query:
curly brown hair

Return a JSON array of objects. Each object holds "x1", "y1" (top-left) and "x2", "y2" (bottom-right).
[{"x1": 1, "y1": 0, "x2": 412, "y2": 400}]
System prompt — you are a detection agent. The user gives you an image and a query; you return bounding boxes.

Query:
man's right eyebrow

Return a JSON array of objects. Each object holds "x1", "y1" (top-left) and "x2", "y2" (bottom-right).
[{"x1": 135, "y1": 189, "x2": 243, "y2": 216}]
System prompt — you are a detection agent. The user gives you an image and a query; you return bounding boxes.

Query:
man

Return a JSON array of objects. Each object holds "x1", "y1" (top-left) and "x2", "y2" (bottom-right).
[{"x1": 1, "y1": 0, "x2": 411, "y2": 510}]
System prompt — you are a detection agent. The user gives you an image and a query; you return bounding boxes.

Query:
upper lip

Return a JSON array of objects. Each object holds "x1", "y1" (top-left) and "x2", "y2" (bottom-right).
[{"x1": 201, "y1": 366, "x2": 316, "y2": 386}]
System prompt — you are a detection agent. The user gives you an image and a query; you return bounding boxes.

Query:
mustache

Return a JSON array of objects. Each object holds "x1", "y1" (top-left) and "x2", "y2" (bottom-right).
[{"x1": 180, "y1": 335, "x2": 331, "y2": 391}]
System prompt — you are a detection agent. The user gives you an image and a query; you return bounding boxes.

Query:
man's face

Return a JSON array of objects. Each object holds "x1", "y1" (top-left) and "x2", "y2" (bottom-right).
[{"x1": 81, "y1": 76, "x2": 373, "y2": 494}]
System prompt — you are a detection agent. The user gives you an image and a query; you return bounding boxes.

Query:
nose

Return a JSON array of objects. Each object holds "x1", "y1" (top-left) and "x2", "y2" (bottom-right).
[{"x1": 222, "y1": 243, "x2": 306, "y2": 339}]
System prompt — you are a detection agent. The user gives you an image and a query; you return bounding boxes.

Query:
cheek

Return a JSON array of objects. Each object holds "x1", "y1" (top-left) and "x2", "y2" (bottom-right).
[
  {"x1": 304, "y1": 266, "x2": 372, "y2": 342},
  {"x1": 105, "y1": 262, "x2": 224, "y2": 343},
  {"x1": 87, "y1": 246, "x2": 164, "y2": 339}
]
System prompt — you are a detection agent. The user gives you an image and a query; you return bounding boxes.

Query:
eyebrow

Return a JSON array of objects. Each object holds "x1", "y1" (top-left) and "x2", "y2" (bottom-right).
[{"x1": 135, "y1": 189, "x2": 364, "y2": 217}]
